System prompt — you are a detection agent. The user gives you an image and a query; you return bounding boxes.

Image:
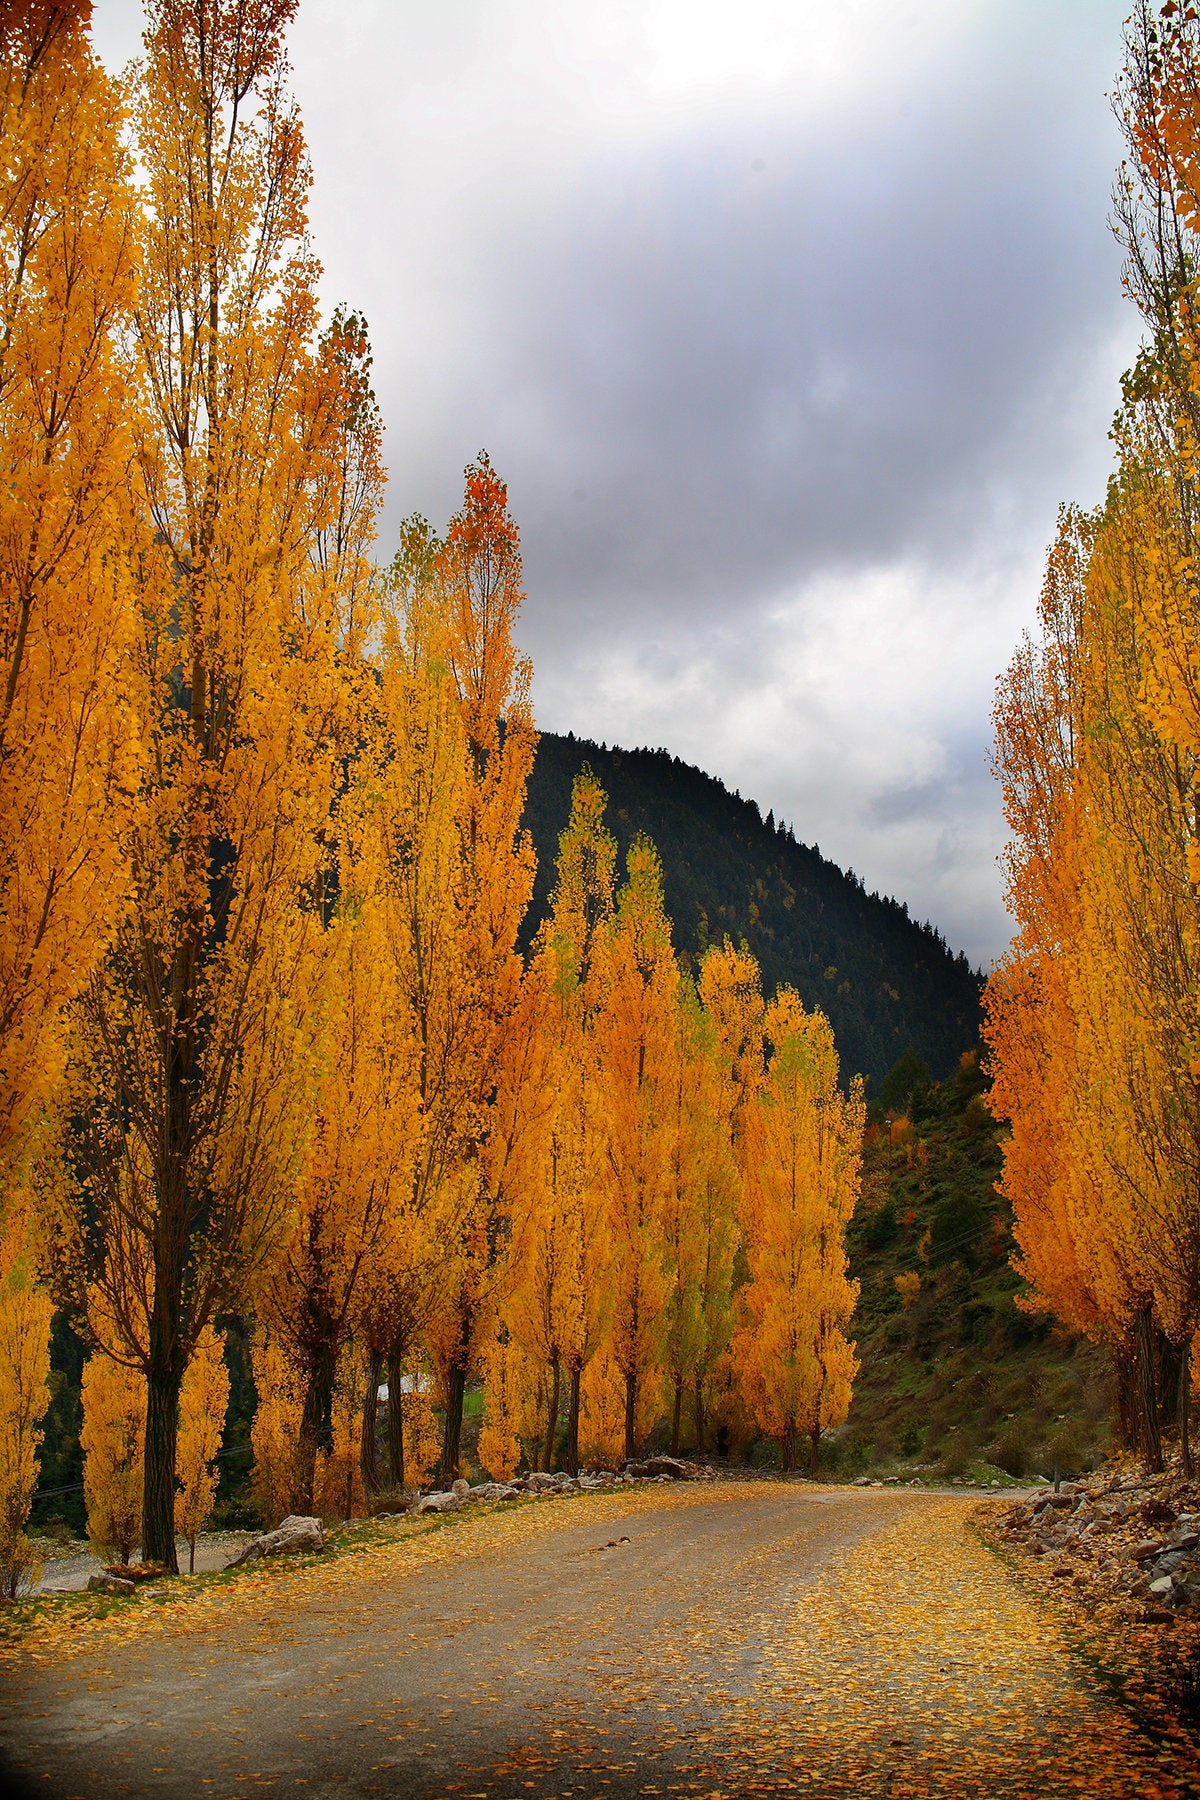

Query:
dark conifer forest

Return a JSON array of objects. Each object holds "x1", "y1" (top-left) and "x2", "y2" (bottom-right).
[{"x1": 523, "y1": 732, "x2": 984, "y2": 1089}]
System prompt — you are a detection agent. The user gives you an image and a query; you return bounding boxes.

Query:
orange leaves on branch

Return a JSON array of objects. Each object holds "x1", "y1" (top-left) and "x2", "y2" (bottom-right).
[{"x1": 0, "y1": 0, "x2": 139, "y2": 1176}]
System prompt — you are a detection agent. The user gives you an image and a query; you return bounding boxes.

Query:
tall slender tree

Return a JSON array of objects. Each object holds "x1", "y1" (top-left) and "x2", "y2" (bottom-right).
[
  {"x1": 591, "y1": 836, "x2": 677, "y2": 1462},
  {"x1": 48, "y1": 0, "x2": 383, "y2": 1568},
  {"x1": 734, "y1": 991, "x2": 863, "y2": 1475}
]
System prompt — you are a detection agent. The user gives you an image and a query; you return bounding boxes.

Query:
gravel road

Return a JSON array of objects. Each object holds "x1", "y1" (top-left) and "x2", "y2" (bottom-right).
[{"x1": 1, "y1": 1481, "x2": 1193, "y2": 1799}]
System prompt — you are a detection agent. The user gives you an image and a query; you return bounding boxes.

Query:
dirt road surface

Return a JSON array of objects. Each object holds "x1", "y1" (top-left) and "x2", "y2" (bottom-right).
[{"x1": 2, "y1": 1481, "x2": 1195, "y2": 1799}]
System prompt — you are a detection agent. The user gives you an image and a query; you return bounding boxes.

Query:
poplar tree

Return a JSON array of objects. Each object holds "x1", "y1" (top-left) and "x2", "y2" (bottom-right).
[
  {"x1": 50, "y1": 0, "x2": 381, "y2": 1570},
  {"x1": 734, "y1": 991, "x2": 863, "y2": 1476},
  {"x1": 591, "y1": 837, "x2": 677, "y2": 1462}
]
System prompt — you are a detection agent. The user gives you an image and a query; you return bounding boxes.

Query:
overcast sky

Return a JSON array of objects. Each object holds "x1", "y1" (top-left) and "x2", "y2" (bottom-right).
[{"x1": 93, "y1": 0, "x2": 1144, "y2": 967}]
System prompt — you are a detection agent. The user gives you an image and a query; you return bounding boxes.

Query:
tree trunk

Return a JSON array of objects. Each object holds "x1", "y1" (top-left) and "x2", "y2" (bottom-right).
[
  {"x1": 624, "y1": 1368, "x2": 637, "y2": 1465},
  {"x1": 809, "y1": 1419, "x2": 821, "y2": 1479},
  {"x1": 1180, "y1": 1335, "x2": 1193, "y2": 1479},
  {"x1": 1136, "y1": 1301, "x2": 1163, "y2": 1472},
  {"x1": 360, "y1": 1347, "x2": 382, "y2": 1495},
  {"x1": 142, "y1": 1352, "x2": 183, "y2": 1572},
  {"x1": 385, "y1": 1349, "x2": 406, "y2": 1492},
  {"x1": 188, "y1": 1534, "x2": 196, "y2": 1575},
  {"x1": 671, "y1": 1375, "x2": 683, "y2": 1456},
  {"x1": 1158, "y1": 1331, "x2": 1183, "y2": 1431},
  {"x1": 542, "y1": 1356, "x2": 560, "y2": 1473},
  {"x1": 780, "y1": 1417, "x2": 796, "y2": 1474},
  {"x1": 1115, "y1": 1337, "x2": 1139, "y2": 1450},
  {"x1": 298, "y1": 1339, "x2": 338, "y2": 1515},
  {"x1": 442, "y1": 1362, "x2": 466, "y2": 1483},
  {"x1": 566, "y1": 1364, "x2": 581, "y2": 1476},
  {"x1": 694, "y1": 1373, "x2": 706, "y2": 1457}
]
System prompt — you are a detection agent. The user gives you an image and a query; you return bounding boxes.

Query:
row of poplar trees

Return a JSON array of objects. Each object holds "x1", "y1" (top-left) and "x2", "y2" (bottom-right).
[
  {"x1": 0, "y1": 0, "x2": 864, "y2": 1587},
  {"x1": 985, "y1": 1, "x2": 1200, "y2": 1476}
]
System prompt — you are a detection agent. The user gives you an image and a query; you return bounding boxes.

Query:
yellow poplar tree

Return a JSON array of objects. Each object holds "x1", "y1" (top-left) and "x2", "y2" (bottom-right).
[
  {"x1": 0, "y1": 0, "x2": 139, "y2": 1179},
  {"x1": 257, "y1": 890, "x2": 415, "y2": 1513},
  {"x1": 694, "y1": 939, "x2": 765, "y2": 1453},
  {"x1": 591, "y1": 835, "x2": 678, "y2": 1462},
  {"x1": 249, "y1": 1322, "x2": 305, "y2": 1527},
  {"x1": 80, "y1": 1347, "x2": 143, "y2": 1565},
  {"x1": 0, "y1": 1243, "x2": 52, "y2": 1597},
  {"x1": 51, "y1": 0, "x2": 383, "y2": 1571},
  {"x1": 430, "y1": 457, "x2": 537, "y2": 1479},
  {"x1": 734, "y1": 990, "x2": 863, "y2": 1475},
  {"x1": 175, "y1": 1322, "x2": 229, "y2": 1571},
  {"x1": 660, "y1": 977, "x2": 739, "y2": 1454},
  {"x1": 495, "y1": 768, "x2": 616, "y2": 1473}
]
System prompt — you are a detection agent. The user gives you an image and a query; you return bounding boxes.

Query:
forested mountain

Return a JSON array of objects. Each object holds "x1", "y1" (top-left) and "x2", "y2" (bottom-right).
[{"x1": 523, "y1": 732, "x2": 984, "y2": 1089}]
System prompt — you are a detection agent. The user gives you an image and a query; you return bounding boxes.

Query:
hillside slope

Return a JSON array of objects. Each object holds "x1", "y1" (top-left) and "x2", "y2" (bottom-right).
[
  {"x1": 833, "y1": 1052, "x2": 1112, "y2": 1482},
  {"x1": 524, "y1": 731, "x2": 984, "y2": 1088}
]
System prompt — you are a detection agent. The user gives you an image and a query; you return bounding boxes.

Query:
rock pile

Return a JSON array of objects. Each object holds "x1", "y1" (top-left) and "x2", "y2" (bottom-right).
[
  {"x1": 406, "y1": 1455, "x2": 715, "y2": 1516},
  {"x1": 990, "y1": 1465, "x2": 1200, "y2": 1621}
]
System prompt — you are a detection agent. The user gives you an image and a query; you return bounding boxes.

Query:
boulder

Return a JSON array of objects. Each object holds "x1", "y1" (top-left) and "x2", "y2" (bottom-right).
[
  {"x1": 451, "y1": 1478, "x2": 470, "y2": 1499},
  {"x1": 88, "y1": 1572, "x2": 135, "y2": 1595},
  {"x1": 409, "y1": 1491, "x2": 460, "y2": 1516},
  {"x1": 225, "y1": 1515, "x2": 327, "y2": 1567},
  {"x1": 462, "y1": 1482, "x2": 522, "y2": 1503},
  {"x1": 626, "y1": 1455, "x2": 690, "y2": 1481}
]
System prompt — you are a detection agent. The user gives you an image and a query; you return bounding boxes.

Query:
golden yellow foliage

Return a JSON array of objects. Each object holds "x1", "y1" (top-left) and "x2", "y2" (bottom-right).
[
  {"x1": 0, "y1": 1244, "x2": 51, "y2": 1598},
  {"x1": 894, "y1": 1271, "x2": 921, "y2": 1311},
  {"x1": 314, "y1": 1340, "x2": 367, "y2": 1524},
  {"x1": 175, "y1": 1325, "x2": 230, "y2": 1572},
  {"x1": 249, "y1": 1326, "x2": 306, "y2": 1529},
  {"x1": 733, "y1": 989, "x2": 863, "y2": 1475},
  {"x1": 81, "y1": 1348, "x2": 143, "y2": 1565},
  {"x1": 0, "y1": 0, "x2": 139, "y2": 1180}
]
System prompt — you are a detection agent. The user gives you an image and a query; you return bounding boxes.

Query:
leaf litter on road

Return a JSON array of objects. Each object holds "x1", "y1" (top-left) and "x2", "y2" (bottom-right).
[{"x1": 5, "y1": 1484, "x2": 1199, "y2": 1798}]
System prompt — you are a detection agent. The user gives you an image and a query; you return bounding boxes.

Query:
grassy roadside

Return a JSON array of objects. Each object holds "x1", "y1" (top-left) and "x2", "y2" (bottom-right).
[
  {"x1": 0, "y1": 1491, "x2": 548, "y2": 1653},
  {"x1": 831, "y1": 1050, "x2": 1113, "y2": 1485}
]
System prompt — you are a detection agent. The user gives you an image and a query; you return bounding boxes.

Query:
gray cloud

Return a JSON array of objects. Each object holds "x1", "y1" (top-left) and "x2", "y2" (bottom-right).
[{"x1": 93, "y1": 0, "x2": 1145, "y2": 967}]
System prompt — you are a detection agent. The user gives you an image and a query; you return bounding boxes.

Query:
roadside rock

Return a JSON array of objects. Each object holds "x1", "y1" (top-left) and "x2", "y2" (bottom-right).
[
  {"x1": 987, "y1": 1459, "x2": 1200, "y2": 1620},
  {"x1": 409, "y1": 1491, "x2": 460, "y2": 1516},
  {"x1": 624, "y1": 1455, "x2": 715, "y2": 1482},
  {"x1": 226, "y1": 1515, "x2": 327, "y2": 1567},
  {"x1": 88, "y1": 1572, "x2": 135, "y2": 1595}
]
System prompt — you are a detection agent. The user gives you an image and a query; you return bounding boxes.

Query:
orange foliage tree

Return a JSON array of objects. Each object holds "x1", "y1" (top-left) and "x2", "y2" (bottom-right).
[
  {"x1": 175, "y1": 1323, "x2": 229, "y2": 1571},
  {"x1": 0, "y1": 0, "x2": 138, "y2": 1180},
  {"x1": 734, "y1": 989, "x2": 863, "y2": 1475},
  {"x1": 49, "y1": 0, "x2": 384, "y2": 1570},
  {"x1": 80, "y1": 1346, "x2": 143, "y2": 1565},
  {"x1": 591, "y1": 836, "x2": 678, "y2": 1462},
  {"x1": 491, "y1": 767, "x2": 616, "y2": 1473}
]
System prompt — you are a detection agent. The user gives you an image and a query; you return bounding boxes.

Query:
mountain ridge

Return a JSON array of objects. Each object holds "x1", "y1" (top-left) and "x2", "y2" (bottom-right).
[{"x1": 522, "y1": 729, "x2": 984, "y2": 1089}]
